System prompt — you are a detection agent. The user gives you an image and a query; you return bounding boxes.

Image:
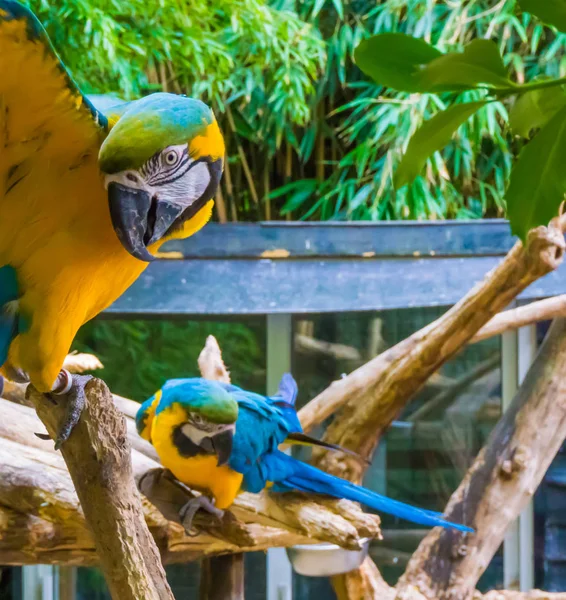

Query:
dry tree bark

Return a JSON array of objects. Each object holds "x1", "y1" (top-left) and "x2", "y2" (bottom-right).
[
  {"x1": 471, "y1": 294, "x2": 566, "y2": 343},
  {"x1": 299, "y1": 221, "x2": 566, "y2": 599},
  {"x1": 28, "y1": 379, "x2": 175, "y2": 600},
  {"x1": 301, "y1": 222, "x2": 566, "y2": 482},
  {"x1": 0, "y1": 396, "x2": 378, "y2": 564},
  {"x1": 395, "y1": 318, "x2": 566, "y2": 600}
]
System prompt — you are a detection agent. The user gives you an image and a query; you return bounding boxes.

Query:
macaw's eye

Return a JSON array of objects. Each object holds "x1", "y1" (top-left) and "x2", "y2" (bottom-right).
[
  {"x1": 191, "y1": 413, "x2": 205, "y2": 427},
  {"x1": 164, "y1": 150, "x2": 178, "y2": 166}
]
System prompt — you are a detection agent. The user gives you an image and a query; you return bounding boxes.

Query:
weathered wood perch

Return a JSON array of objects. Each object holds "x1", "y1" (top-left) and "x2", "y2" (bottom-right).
[
  {"x1": 298, "y1": 219, "x2": 566, "y2": 598},
  {"x1": 396, "y1": 318, "x2": 566, "y2": 600},
  {"x1": 28, "y1": 378, "x2": 175, "y2": 600},
  {"x1": 0, "y1": 377, "x2": 379, "y2": 567}
]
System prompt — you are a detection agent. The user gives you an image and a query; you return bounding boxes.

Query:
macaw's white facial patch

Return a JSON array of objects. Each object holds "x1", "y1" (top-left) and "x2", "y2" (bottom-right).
[
  {"x1": 103, "y1": 142, "x2": 211, "y2": 209},
  {"x1": 180, "y1": 422, "x2": 236, "y2": 445}
]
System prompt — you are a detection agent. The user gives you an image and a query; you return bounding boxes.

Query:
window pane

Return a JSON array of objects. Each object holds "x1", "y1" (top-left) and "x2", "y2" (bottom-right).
[{"x1": 291, "y1": 308, "x2": 503, "y2": 596}]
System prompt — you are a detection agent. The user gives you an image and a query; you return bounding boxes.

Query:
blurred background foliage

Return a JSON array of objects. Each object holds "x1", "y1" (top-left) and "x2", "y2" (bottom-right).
[
  {"x1": 73, "y1": 319, "x2": 267, "y2": 401},
  {"x1": 23, "y1": 0, "x2": 564, "y2": 396},
  {"x1": 27, "y1": 0, "x2": 566, "y2": 222}
]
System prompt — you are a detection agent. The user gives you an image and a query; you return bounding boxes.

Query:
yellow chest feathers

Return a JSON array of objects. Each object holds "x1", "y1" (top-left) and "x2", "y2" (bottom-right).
[{"x1": 150, "y1": 403, "x2": 243, "y2": 510}]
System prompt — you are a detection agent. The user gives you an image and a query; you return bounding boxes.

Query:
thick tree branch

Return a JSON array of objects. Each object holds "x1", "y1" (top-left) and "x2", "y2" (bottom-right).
[
  {"x1": 396, "y1": 318, "x2": 566, "y2": 600},
  {"x1": 305, "y1": 221, "x2": 566, "y2": 483},
  {"x1": 28, "y1": 379, "x2": 175, "y2": 600}
]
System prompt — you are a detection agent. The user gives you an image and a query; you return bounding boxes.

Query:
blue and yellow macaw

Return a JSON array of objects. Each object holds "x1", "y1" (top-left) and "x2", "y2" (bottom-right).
[
  {"x1": 137, "y1": 374, "x2": 472, "y2": 532},
  {"x1": 0, "y1": 2, "x2": 225, "y2": 446}
]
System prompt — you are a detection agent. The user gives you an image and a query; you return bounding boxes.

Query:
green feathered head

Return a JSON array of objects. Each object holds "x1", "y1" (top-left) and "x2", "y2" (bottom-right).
[
  {"x1": 99, "y1": 93, "x2": 225, "y2": 263},
  {"x1": 157, "y1": 378, "x2": 239, "y2": 425}
]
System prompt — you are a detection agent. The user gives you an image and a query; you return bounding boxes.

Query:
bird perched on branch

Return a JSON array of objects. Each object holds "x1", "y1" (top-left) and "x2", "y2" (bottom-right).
[
  {"x1": 137, "y1": 374, "x2": 473, "y2": 532},
  {"x1": 0, "y1": 1, "x2": 224, "y2": 447}
]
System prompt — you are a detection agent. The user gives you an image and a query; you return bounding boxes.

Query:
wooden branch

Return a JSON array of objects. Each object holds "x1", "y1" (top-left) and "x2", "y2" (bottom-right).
[
  {"x1": 295, "y1": 334, "x2": 362, "y2": 361},
  {"x1": 0, "y1": 397, "x2": 377, "y2": 561},
  {"x1": 0, "y1": 334, "x2": 379, "y2": 568},
  {"x1": 305, "y1": 221, "x2": 566, "y2": 600},
  {"x1": 302, "y1": 220, "x2": 566, "y2": 482},
  {"x1": 396, "y1": 318, "x2": 566, "y2": 600},
  {"x1": 28, "y1": 379, "x2": 175, "y2": 600},
  {"x1": 471, "y1": 294, "x2": 566, "y2": 343},
  {"x1": 62, "y1": 351, "x2": 104, "y2": 374}
]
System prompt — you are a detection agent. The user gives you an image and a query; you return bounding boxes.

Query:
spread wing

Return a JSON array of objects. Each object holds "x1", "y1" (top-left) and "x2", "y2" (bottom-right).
[{"x1": 0, "y1": 1, "x2": 107, "y2": 179}]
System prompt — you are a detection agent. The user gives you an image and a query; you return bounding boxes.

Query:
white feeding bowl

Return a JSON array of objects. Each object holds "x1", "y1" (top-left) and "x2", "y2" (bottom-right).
[{"x1": 286, "y1": 539, "x2": 371, "y2": 577}]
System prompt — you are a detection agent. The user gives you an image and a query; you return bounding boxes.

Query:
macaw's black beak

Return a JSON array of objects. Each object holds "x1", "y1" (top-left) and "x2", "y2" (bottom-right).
[
  {"x1": 108, "y1": 182, "x2": 184, "y2": 262},
  {"x1": 211, "y1": 429, "x2": 234, "y2": 467}
]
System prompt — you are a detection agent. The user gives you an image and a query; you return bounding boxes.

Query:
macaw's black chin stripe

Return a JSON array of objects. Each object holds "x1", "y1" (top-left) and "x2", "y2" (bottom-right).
[{"x1": 172, "y1": 426, "x2": 213, "y2": 458}]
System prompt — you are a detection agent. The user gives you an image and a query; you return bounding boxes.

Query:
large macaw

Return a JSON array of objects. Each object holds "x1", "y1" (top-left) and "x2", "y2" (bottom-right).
[
  {"x1": 136, "y1": 374, "x2": 472, "y2": 532},
  {"x1": 0, "y1": 2, "x2": 225, "y2": 446}
]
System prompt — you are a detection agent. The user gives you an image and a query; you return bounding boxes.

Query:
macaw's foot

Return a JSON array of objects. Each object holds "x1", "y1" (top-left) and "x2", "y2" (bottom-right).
[
  {"x1": 138, "y1": 468, "x2": 224, "y2": 535},
  {"x1": 34, "y1": 371, "x2": 92, "y2": 450},
  {"x1": 180, "y1": 495, "x2": 224, "y2": 536}
]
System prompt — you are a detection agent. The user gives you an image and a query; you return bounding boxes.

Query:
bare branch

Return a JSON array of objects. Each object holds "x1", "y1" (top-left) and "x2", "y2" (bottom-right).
[
  {"x1": 471, "y1": 295, "x2": 566, "y2": 343},
  {"x1": 397, "y1": 318, "x2": 566, "y2": 600}
]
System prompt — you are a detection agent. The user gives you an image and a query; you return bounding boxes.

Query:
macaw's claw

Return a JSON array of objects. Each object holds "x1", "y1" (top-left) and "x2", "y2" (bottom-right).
[
  {"x1": 137, "y1": 468, "x2": 224, "y2": 536},
  {"x1": 48, "y1": 372, "x2": 93, "y2": 450},
  {"x1": 180, "y1": 495, "x2": 224, "y2": 536}
]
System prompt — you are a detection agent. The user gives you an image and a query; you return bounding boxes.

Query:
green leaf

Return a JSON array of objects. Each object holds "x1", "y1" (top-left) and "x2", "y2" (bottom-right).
[
  {"x1": 507, "y1": 105, "x2": 566, "y2": 240},
  {"x1": 394, "y1": 101, "x2": 487, "y2": 189},
  {"x1": 422, "y1": 40, "x2": 512, "y2": 92},
  {"x1": 519, "y1": 0, "x2": 566, "y2": 33},
  {"x1": 509, "y1": 86, "x2": 566, "y2": 137},
  {"x1": 354, "y1": 33, "x2": 442, "y2": 93},
  {"x1": 331, "y1": 0, "x2": 344, "y2": 19}
]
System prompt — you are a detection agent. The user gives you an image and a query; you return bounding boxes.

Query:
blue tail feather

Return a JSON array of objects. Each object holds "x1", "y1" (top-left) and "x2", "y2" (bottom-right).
[
  {"x1": 0, "y1": 266, "x2": 19, "y2": 367},
  {"x1": 270, "y1": 451, "x2": 473, "y2": 532}
]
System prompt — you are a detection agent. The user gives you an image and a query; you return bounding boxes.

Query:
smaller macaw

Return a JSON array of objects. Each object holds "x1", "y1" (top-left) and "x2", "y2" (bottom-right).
[{"x1": 137, "y1": 374, "x2": 472, "y2": 533}]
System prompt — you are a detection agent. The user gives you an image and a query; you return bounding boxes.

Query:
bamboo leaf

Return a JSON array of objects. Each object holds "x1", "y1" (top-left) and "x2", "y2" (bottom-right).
[
  {"x1": 519, "y1": 0, "x2": 566, "y2": 32},
  {"x1": 509, "y1": 86, "x2": 566, "y2": 137},
  {"x1": 394, "y1": 101, "x2": 487, "y2": 189},
  {"x1": 507, "y1": 105, "x2": 566, "y2": 240}
]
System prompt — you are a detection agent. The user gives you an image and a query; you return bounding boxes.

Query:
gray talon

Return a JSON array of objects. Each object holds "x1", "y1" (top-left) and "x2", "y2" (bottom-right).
[
  {"x1": 52, "y1": 374, "x2": 92, "y2": 449},
  {"x1": 180, "y1": 495, "x2": 224, "y2": 535}
]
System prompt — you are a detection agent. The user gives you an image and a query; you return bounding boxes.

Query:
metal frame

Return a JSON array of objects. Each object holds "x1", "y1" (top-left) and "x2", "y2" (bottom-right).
[
  {"x1": 266, "y1": 314, "x2": 294, "y2": 600},
  {"x1": 502, "y1": 320, "x2": 537, "y2": 591}
]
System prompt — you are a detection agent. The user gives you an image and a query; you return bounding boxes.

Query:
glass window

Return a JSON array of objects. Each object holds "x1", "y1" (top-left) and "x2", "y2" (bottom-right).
[{"x1": 291, "y1": 308, "x2": 503, "y2": 595}]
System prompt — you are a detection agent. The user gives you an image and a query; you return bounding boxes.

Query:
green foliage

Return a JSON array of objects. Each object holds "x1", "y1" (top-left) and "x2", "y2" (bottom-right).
[
  {"x1": 519, "y1": 0, "x2": 566, "y2": 32},
  {"x1": 72, "y1": 319, "x2": 266, "y2": 402},
  {"x1": 394, "y1": 101, "x2": 488, "y2": 189},
  {"x1": 356, "y1": 3, "x2": 566, "y2": 237},
  {"x1": 25, "y1": 0, "x2": 566, "y2": 222},
  {"x1": 509, "y1": 86, "x2": 566, "y2": 137},
  {"x1": 354, "y1": 34, "x2": 442, "y2": 93},
  {"x1": 506, "y1": 105, "x2": 566, "y2": 239}
]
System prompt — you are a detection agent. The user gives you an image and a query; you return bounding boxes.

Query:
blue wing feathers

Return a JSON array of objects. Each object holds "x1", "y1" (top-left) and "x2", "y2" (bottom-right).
[
  {"x1": 146, "y1": 376, "x2": 472, "y2": 532},
  {"x1": 0, "y1": 266, "x2": 19, "y2": 366},
  {"x1": 263, "y1": 451, "x2": 472, "y2": 532}
]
